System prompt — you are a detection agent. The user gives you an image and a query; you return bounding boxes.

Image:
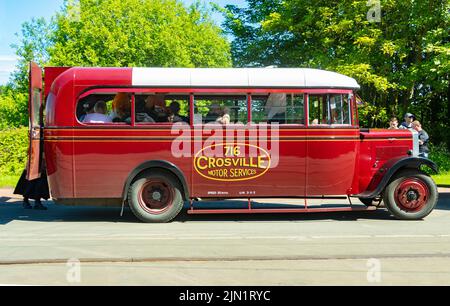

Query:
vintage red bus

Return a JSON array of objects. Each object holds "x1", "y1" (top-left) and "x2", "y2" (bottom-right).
[{"x1": 26, "y1": 62, "x2": 438, "y2": 223}]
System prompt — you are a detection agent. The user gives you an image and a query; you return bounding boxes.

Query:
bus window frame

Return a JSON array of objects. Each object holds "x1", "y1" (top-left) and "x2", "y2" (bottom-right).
[
  {"x1": 305, "y1": 92, "x2": 356, "y2": 129},
  {"x1": 193, "y1": 92, "x2": 250, "y2": 126},
  {"x1": 76, "y1": 91, "x2": 132, "y2": 127},
  {"x1": 76, "y1": 88, "x2": 192, "y2": 127},
  {"x1": 249, "y1": 93, "x2": 307, "y2": 127},
  {"x1": 75, "y1": 88, "x2": 357, "y2": 129}
]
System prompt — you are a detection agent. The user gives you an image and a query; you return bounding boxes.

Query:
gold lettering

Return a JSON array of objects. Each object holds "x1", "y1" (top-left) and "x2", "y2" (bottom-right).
[
  {"x1": 196, "y1": 156, "x2": 208, "y2": 170},
  {"x1": 208, "y1": 158, "x2": 215, "y2": 169}
]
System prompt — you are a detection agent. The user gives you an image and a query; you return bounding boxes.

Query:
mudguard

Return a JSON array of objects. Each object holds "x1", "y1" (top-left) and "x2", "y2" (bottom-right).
[
  {"x1": 121, "y1": 160, "x2": 190, "y2": 202},
  {"x1": 357, "y1": 156, "x2": 438, "y2": 199}
]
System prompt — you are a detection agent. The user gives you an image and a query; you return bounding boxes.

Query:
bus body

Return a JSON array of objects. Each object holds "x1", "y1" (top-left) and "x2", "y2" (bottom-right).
[{"x1": 26, "y1": 63, "x2": 438, "y2": 222}]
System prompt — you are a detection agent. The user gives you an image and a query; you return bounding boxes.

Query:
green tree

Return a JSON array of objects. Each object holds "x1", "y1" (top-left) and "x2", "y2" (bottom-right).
[
  {"x1": 223, "y1": 0, "x2": 449, "y2": 147},
  {"x1": 48, "y1": 0, "x2": 231, "y2": 68},
  {"x1": 0, "y1": 87, "x2": 28, "y2": 129},
  {"x1": 1, "y1": 0, "x2": 232, "y2": 129},
  {"x1": 9, "y1": 18, "x2": 52, "y2": 93}
]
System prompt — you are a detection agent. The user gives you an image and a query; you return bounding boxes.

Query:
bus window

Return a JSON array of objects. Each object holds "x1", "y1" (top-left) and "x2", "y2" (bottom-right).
[
  {"x1": 309, "y1": 94, "x2": 328, "y2": 125},
  {"x1": 135, "y1": 94, "x2": 190, "y2": 124},
  {"x1": 251, "y1": 94, "x2": 304, "y2": 124},
  {"x1": 309, "y1": 94, "x2": 352, "y2": 126},
  {"x1": 336, "y1": 94, "x2": 351, "y2": 125},
  {"x1": 77, "y1": 92, "x2": 132, "y2": 125},
  {"x1": 194, "y1": 95, "x2": 247, "y2": 125}
]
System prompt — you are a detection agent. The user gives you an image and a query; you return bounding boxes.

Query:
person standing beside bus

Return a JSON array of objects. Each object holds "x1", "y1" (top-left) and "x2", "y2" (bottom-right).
[
  {"x1": 412, "y1": 120, "x2": 430, "y2": 158},
  {"x1": 14, "y1": 168, "x2": 50, "y2": 210},
  {"x1": 388, "y1": 117, "x2": 399, "y2": 129},
  {"x1": 400, "y1": 113, "x2": 415, "y2": 129}
]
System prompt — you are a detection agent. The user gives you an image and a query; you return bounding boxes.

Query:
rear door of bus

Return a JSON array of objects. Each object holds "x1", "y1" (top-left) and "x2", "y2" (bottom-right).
[{"x1": 26, "y1": 62, "x2": 44, "y2": 180}]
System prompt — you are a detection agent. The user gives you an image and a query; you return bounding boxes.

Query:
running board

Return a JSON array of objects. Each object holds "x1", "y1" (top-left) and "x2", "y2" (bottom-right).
[{"x1": 187, "y1": 206, "x2": 377, "y2": 215}]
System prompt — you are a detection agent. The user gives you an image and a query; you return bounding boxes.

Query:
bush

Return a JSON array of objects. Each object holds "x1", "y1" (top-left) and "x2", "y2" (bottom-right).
[
  {"x1": 358, "y1": 103, "x2": 388, "y2": 128},
  {"x1": 0, "y1": 89, "x2": 28, "y2": 129},
  {"x1": 429, "y1": 143, "x2": 450, "y2": 173},
  {"x1": 0, "y1": 127, "x2": 28, "y2": 177}
]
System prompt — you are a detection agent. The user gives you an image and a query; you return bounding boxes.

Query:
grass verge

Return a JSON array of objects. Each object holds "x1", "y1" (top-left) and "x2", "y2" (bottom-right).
[
  {"x1": 432, "y1": 172, "x2": 450, "y2": 187},
  {"x1": 0, "y1": 175, "x2": 20, "y2": 188}
]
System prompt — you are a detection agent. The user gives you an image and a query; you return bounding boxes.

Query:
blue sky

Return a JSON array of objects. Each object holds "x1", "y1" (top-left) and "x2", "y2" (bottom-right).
[{"x1": 0, "y1": 0, "x2": 246, "y2": 85}]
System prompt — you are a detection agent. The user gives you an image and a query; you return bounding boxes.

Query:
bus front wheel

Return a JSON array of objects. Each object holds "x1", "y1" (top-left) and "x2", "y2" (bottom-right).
[
  {"x1": 128, "y1": 170, "x2": 184, "y2": 223},
  {"x1": 383, "y1": 170, "x2": 438, "y2": 220}
]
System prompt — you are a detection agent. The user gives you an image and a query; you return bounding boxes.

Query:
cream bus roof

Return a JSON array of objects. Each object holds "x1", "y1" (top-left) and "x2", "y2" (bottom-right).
[{"x1": 132, "y1": 68, "x2": 360, "y2": 90}]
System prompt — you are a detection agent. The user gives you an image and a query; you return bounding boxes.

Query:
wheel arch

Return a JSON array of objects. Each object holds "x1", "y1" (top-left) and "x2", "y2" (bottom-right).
[
  {"x1": 358, "y1": 157, "x2": 438, "y2": 199},
  {"x1": 122, "y1": 160, "x2": 190, "y2": 202}
]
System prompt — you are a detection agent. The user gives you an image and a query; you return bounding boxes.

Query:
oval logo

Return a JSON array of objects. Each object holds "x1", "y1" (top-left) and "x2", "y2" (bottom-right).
[{"x1": 194, "y1": 143, "x2": 271, "y2": 182}]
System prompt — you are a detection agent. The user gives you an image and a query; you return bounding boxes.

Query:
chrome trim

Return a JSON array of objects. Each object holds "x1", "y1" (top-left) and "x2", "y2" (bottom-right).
[{"x1": 411, "y1": 130, "x2": 420, "y2": 157}]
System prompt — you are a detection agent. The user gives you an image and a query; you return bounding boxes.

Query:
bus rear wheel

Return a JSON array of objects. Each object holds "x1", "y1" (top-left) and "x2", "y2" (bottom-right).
[
  {"x1": 383, "y1": 170, "x2": 438, "y2": 220},
  {"x1": 128, "y1": 171, "x2": 184, "y2": 223}
]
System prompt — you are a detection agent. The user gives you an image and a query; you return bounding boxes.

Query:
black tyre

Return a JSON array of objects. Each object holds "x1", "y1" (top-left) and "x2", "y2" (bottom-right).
[
  {"x1": 128, "y1": 170, "x2": 184, "y2": 223},
  {"x1": 383, "y1": 170, "x2": 438, "y2": 220}
]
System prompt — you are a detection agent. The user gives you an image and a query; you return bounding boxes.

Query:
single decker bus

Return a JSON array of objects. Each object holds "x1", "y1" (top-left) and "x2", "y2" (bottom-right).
[{"x1": 26, "y1": 62, "x2": 438, "y2": 223}]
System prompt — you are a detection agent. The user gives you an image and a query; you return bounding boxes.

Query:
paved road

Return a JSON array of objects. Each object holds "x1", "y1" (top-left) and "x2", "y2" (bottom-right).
[{"x1": 0, "y1": 188, "x2": 449, "y2": 285}]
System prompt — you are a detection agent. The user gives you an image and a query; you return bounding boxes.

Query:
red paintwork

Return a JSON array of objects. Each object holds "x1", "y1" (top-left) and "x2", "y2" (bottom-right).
[
  {"x1": 41, "y1": 67, "x2": 414, "y2": 206},
  {"x1": 44, "y1": 67, "x2": 71, "y2": 100}
]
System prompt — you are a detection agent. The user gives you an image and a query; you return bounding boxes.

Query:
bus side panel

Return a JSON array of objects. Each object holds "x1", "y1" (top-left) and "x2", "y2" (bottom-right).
[
  {"x1": 191, "y1": 127, "x2": 307, "y2": 198},
  {"x1": 44, "y1": 140, "x2": 75, "y2": 199},
  {"x1": 72, "y1": 129, "x2": 192, "y2": 199},
  {"x1": 306, "y1": 129, "x2": 359, "y2": 195},
  {"x1": 44, "y1": 74, "x2": 75, "y2": 199}
]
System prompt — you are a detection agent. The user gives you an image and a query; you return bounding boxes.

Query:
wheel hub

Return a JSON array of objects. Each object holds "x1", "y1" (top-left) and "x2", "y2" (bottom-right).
[
  {"x1": 139, "y1": 180, "x2": 174, "y2": 214},
  {"x1": 394, "y1": 178, "x2": 429, "y2": 212},
  {"x1": 406, "y1": 190, "x2": 418, "y2": 202},
  {"x1": 151, "y1": 190, "x2": 162, "y2": 201}
]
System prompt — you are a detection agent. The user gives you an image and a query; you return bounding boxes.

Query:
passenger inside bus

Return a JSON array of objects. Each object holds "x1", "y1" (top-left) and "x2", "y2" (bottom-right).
[
  {"x1": 251, "y1": 93, "x2": 304, "y2": 125},
  {"x1": 135, "y1": 97, "x2": 155, "y2": 123},
  {"x1": 204, "y1": 104, "x2": 222, "y2": 123},
  {"x1": 111, "y1": 93, "x2": 132, "y2": 124},
  {"x1": 265, "y1": 93, "x2": 287, "y2": 124},
  {"x1": 195, "y1": 95, "x2": 248, "y2": 125},
  {"x1": 216, "y1": 106, "x2": 231, "y2": 125},
  {"x1": 83, "y1": 101, "x2": 113, "y2": 124},
  {"x1": 143, "y1": 95, "x2": 169, "y2": 123},
  {"x1": 168, "y1": 102, "x2": 189, "y2": 124},
  {"x1": 79, "y1": 101, "x2": 95, "y2": 122}
]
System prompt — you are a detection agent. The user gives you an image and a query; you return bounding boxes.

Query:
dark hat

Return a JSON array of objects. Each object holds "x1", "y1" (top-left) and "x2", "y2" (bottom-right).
[{"x1": 404, "y1": 113, "x2": 415, "y2": 119}]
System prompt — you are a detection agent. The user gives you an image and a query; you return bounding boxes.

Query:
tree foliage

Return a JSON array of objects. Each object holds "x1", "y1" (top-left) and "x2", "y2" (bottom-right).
[
  {"x1": 0, "y1": 0, "x2": 232, "y2": 129},
  {"x1": 0, "y1": 87, "x2": 28, "y2": 129},
  {"x1": 223, "y1": 0, "x2": 450, "y2": 147},
  {"x1": 48, "y1": 0, "x2": 231, "y2": 68},
  {"x1": 0, "y1": 127, "x2": 28, "y2": 176}
]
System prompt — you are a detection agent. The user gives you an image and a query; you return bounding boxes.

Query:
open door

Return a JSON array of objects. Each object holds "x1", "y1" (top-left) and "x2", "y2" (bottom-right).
[{"x1": 26, "y1": 62, "x2": 43, "y2": 181}]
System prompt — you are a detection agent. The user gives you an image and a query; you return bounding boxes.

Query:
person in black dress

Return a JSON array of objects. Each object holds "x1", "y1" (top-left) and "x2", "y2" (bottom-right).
[{"x1": 14, "y1": 169, "x2": 50, "y2": 210}]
